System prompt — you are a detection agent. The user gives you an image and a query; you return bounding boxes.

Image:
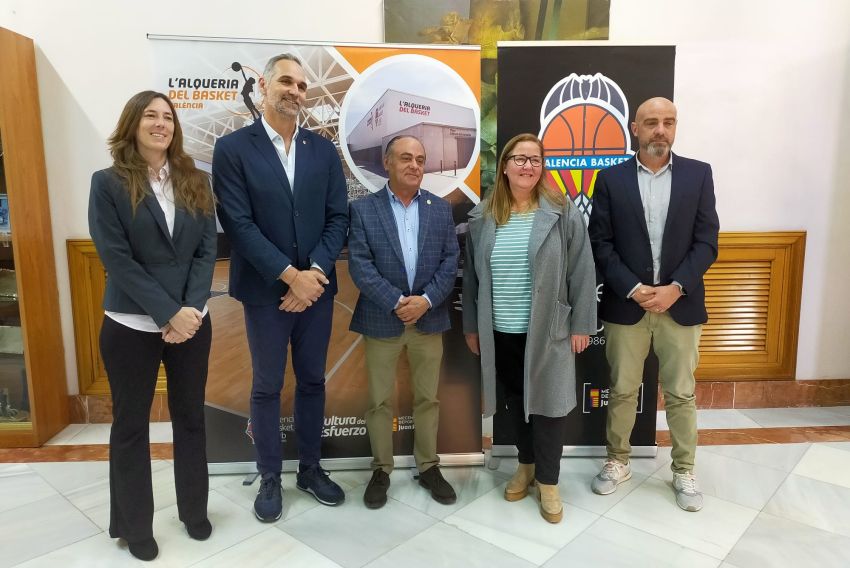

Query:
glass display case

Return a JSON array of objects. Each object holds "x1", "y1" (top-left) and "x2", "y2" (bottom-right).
[
  {"x1": 0, "y1": 131, "x2": 30, "y2": 426},
  {"x1": 0, "y1": 26, "x2": 68, "y2": 447}
]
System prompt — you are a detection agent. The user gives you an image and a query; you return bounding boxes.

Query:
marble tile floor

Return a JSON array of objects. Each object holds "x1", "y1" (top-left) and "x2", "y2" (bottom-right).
[{"x1": 0, "y1": 407, "x2": 849, "y2": 567}]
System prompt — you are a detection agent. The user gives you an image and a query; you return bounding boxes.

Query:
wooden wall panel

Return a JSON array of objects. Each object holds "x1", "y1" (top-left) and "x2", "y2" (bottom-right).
[
  {"x1": 67, "y1": 240, "x2": 167, "y2": 395},
  {"x1": 697, "y1": 232, "x2": 805, "y2": 380},
  {"x1": 68, "y1": 231, "x2": 807, "y2": 397}
]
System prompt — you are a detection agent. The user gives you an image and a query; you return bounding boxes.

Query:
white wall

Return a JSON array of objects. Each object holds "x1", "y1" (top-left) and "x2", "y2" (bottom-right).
[
  {"x1": 610, "y1": 0, "x2": 850, "y2": 381},
  {"x1": 1, "y1": 0, "x2": 848, "y2": 394}
]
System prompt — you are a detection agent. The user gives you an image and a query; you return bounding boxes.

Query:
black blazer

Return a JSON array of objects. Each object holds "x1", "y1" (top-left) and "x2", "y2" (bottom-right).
[
  {"x1": 588, "y1": 154, "x2": 719, "y2": 326},
  {"x1": 88, "y1": 167, "x2": 217, "y2": 327}
]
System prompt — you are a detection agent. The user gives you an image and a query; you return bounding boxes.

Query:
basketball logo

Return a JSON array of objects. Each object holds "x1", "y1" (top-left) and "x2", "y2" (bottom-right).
[{"x1": 538, "y1": 73, "x2": 633, "y2": 221}]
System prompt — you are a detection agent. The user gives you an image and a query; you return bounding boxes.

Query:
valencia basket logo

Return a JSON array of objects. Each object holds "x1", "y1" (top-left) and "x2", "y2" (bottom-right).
[{"x1": 538, "y1": 73, "x2": 633, "y2": 222}]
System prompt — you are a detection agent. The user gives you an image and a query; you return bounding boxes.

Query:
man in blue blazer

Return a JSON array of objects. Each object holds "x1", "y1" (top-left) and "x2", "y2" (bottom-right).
[
  {"x1": 588, "y1": 98, "x2": 719, "y2": 512},
  {"x1": 348, "y1": 136, "x2": 460, "y2": 509},
  {"x1": 212, "y1": 54, "x2": 349, "y2": 521}
]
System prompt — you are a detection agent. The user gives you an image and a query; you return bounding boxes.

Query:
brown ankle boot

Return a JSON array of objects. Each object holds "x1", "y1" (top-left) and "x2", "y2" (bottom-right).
[
  {"x1": 537, "y1": 482, "x2": 563, "y2": 523},
  {"x1": 504, "y1": 463, "x2": 535, "y2": 501}
]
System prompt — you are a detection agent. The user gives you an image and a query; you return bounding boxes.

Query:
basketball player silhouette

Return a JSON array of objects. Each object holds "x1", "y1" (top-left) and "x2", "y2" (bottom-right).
[{"x1": 232, "y1": 62, "x2": 261, "y2": 121}]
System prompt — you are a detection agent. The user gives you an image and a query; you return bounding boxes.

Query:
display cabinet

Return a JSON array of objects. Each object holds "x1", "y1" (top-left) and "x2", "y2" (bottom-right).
[{"x1": 0, "y1": 26, "x2": 68, "y2": 447}]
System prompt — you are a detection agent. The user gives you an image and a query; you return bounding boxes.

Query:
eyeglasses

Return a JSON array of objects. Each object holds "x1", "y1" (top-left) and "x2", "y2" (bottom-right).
[{"x1": 507, "y1": 154, "x2": 543, "y2": 167}]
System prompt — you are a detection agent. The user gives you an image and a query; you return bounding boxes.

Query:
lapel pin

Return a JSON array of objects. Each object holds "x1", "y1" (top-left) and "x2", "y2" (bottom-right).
[
  {"x1": 426, "y1": 199, "x2": 432, "y2": 205},
  {"x1": 302, "y1": 139, "x2": 306, "y2": 144}
]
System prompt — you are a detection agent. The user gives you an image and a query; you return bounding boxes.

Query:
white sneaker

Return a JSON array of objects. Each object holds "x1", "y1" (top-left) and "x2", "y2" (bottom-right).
[
  {"x1": 591, "y1": 459, "x2": 632, "y2": 495},
  {"x1": 672, "y1": 472, "x2": 703, "y2": 512}
]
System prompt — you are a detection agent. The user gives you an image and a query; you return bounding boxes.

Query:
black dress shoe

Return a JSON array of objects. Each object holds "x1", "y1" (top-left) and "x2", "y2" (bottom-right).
[
  {"x1": 363, "y1": 469, "x2": 390, "y2": 509},
  {"x1": 185, "y1": 518, "x2": 212, "y2": 540},
  {"x1": 127, "y1": 537, "x2": 159, "y2": 561},
  {"x1": 418, "y1": 466, "x2": 457, "y2": 504}
]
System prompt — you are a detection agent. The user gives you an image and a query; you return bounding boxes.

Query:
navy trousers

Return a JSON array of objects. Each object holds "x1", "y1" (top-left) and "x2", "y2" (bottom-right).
[{"x1": 244, "y1": 292, "x2": 333, "y2": 474}]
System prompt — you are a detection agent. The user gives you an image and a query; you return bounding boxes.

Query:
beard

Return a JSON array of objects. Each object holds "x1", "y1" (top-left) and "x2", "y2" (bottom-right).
[
  {"x1": 271, "y1": 96, "x2": 300, "y2": 118},
  {"x1": 645, "y1": 140, "x2": 670, "y2": 157}
]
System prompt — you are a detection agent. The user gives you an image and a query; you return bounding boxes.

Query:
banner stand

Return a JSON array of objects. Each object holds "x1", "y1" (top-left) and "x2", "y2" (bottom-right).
[
  {"x1": 486, "y1": 446, "x2": 657, "y2": 472},
  {"x1": 150, "y1": 36, "x2": 484, "y2": 472},
  {"x1": 209, "y1": 453, "x2": 485, "y2": 476}
]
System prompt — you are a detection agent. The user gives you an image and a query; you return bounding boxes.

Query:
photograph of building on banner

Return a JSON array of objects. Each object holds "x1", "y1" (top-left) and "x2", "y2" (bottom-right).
[
  {"x1": 384, "y1": 0, "x2": 610, "y2": 193},
  {"x1": 150, "y1": 38, "x2": 483, "y2": 469}
]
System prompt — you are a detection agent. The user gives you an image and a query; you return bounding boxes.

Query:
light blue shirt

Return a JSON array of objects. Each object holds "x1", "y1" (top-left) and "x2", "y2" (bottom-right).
[
  {"x1": 627, "y1": 153, "x2": 682, "y2": 299},
  {"x1": 386, "y1": 186, "x2": 431, "y2": 308},
  {"x1": 636, "y1": 153, "x2": 673, "y2": 285}
]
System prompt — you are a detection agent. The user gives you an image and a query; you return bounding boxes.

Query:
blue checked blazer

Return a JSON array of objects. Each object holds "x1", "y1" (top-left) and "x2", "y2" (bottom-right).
[{"x1": 348, "y1": 187, "x2": 459, "y2": 338}]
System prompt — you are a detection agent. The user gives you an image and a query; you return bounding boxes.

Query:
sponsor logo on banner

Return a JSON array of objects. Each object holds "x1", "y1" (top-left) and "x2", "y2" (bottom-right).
[
  {"x1": 167, "y1": 61, "x2": 262, "y2": 119},
  {"x1": 245, "y1": 418, "x2": 253, "y2": 443},
  {"x1": 244, "y1": 417, "x2": 289, "y2": 444},
  {"x1": 582, "y1": 383, "x2": 643, "y2": 414},
  {"x1": 538, "y1": 73, "x2": 634, "y2": 222},
  {"x1": 322, "y1": 416, "x2": 368, "y2": 438},
  {"x1": 391, "y1": 415, "x2": 415, "y2": 433}
]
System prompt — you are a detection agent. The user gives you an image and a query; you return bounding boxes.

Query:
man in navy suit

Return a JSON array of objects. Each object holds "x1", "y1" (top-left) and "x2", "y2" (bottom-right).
[
  {"x1": 348, "y1": 136, "x2": 460, "y2": 509},
  {"x1": 588, "y1": 98, "x2": 719, "y2": 512},
  {"x1": 212, "y1": 54, "x2": 349, "y2": 521}
]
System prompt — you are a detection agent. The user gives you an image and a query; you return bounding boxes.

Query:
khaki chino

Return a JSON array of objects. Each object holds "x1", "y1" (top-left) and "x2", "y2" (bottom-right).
[
  {"x1": 364, "y1": 326, "x2": 442, "y2": 474},
  {"x1": 603, "y1": 311, "x2": 701, "y2": 473}
]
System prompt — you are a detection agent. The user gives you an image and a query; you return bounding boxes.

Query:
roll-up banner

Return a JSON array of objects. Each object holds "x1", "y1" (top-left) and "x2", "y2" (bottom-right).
[
  {"x1": 494, "y1": 43, "x2": 676, "y2": 457},
  {"x1": 149, "y1": 36, "x2": 483, "y2": 473}
]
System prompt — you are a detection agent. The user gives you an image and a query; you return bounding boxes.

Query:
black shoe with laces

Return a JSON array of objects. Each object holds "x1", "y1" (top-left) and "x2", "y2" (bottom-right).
[
  {"x1": 418, "y1": 466, "x2": 457, "y2": 504},
  {"x1": 363, "y1": 469, "x2": 391, "y2": 509},
  {"x1": 296, "y1": 463, "x2": 345, "y2": 505},
  {"x1": 254, "y1": 472, "x2": 283, "y2": 522}
]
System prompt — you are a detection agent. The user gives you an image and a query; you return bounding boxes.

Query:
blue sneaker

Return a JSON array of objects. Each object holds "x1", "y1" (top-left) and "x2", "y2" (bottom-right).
[
  {"x1": 254, "y1": 472, "x2": 282, "y2": 522},
  {"x1": 296, "y1": 464, "x2": 345, "y2": 505}
]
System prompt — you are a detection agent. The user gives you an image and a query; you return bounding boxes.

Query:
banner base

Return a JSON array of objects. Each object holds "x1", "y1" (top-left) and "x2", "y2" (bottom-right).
[
  {"x1": 209, "y1": 452, "x2": 485, "y2": 475},
  {"x1": 489, "y1": 445, "x2": 658, "y2": 459}
]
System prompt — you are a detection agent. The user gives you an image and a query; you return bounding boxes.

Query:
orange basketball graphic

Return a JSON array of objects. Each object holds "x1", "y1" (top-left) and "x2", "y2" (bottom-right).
[
  {"x1": 538, "y1": 73, "x2": 633, "y2": 220},
  {"x1": 541, "y1": 105, "x2": 627, "y2": 156}
]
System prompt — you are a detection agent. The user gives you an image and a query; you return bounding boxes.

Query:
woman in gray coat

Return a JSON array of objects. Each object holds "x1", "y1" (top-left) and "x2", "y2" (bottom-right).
[{"x1": 463, "y1": 133, "x2": 597, "y2": 523}]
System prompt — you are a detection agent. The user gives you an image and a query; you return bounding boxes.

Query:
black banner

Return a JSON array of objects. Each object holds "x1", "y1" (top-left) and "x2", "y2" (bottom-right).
[{"x1": 493, "y1": 44, "x2": 676, "y2": 454}]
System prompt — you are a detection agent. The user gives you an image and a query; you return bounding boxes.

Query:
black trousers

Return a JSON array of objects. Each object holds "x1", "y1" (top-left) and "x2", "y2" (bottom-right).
[
  {"x1": 100, "y1": 315, "x2": 211, "y2": 543},
  {"x1": 493, "y1": 330, "x2": 568, "y2": 485}
]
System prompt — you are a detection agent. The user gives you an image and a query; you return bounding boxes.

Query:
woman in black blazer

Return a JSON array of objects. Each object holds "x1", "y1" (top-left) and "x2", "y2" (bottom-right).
[{"x1": 88, "y1": 91, "x2": 216, "y2": 561}]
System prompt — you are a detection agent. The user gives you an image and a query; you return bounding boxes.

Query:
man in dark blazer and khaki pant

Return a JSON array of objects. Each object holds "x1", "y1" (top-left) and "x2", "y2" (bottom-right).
[
  {"x1": 348, "y1": 135, "x2": 460, "y2": 509},
  {"x1": 588, "y1": 97, "x2": 719, "y2": 512},
  {"x1": 212, "y1": 54, "x2": 349, "y2": 521}
]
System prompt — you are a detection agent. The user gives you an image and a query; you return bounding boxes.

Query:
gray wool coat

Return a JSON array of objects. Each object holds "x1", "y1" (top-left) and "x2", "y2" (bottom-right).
[{"x1": 462, "y1": 196, "x2": 597, "y2": 420}]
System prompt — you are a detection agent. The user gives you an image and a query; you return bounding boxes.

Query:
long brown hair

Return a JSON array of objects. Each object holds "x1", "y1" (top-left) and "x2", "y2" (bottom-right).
[
  {"x1": 486, "y1": 133, "x2": 565, "y2": 225},
  {"x1": 108, "y1": 91, "x2": 214, "y2": 216}
]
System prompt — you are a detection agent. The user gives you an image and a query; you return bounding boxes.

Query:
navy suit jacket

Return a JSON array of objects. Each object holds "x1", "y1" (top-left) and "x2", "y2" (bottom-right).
[
  {"x1": 88, "y1": 167, "x2": 217, "y2": 328},
  {"x1": 212, "y1": 120, "x2": 348, "y2": 305},
  {"x1": 588, "y1": 154, "x2": 719, "y2": 326},
  {"x1": 348, "y1": 187, "x2": 459, "y2": 338}
]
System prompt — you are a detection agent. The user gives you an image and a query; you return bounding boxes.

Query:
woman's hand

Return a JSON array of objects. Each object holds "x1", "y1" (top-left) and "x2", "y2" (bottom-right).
[
  {"x1": 168, "y1": 307, "x2": 203, "y2": 339},
  {"x1": 161, "y1": 324, "x2": 188, "y2": 344},
  {"x1": 571, "y1": 334, "x2": 590, "y2": 354},
  {"x1": 465, "y1": 332, "x2": 480, "y2": 355}
]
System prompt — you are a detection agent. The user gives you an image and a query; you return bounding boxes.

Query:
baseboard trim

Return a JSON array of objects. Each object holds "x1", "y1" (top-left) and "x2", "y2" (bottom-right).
[{"x1": 658, "y1": 378, "x2": 850, "y2": 410}]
